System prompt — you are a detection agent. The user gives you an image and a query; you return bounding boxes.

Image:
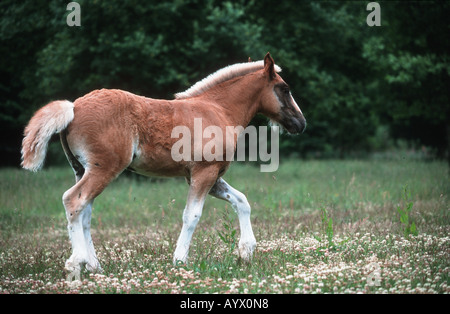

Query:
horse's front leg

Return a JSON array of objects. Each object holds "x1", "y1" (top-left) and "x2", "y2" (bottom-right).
[
  {"x1": 209, "y1": 178, "x2": 256, "y2": 261},
  {"x1": 173, "y1": 167, "x2": 219, "y2": 264}
]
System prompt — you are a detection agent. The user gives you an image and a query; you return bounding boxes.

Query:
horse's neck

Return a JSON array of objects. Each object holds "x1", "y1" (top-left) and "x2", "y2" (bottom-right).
[{"x1": 204, "y1": 76, "x2": 262, "y2": 128}]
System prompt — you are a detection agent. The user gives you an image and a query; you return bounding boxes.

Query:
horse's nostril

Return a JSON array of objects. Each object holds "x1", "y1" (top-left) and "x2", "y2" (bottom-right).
[{"x1": 290, "y1": 117, "x2": 306, "y2": 134}]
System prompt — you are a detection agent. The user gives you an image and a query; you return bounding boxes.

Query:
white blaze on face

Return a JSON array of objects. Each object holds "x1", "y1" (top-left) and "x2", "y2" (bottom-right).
[{"x1": 289, "y1": 92, "x2": 303, "y2": 115}]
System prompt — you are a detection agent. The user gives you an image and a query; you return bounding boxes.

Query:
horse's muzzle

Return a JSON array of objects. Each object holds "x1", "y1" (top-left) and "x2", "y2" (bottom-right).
[{"x1": 288, "y1": 116, "x2": 307, "y2": 134}]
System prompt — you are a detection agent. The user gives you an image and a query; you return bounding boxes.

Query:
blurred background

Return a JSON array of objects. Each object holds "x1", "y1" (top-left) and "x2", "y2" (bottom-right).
[{"x1": 0, "y1": 0, "x2": 449, "y2": 167}]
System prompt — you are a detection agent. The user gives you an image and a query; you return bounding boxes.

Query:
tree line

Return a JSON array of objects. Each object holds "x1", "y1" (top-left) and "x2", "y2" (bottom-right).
[{"x1": 1, "y1": 0, "x2": 448, "y2": 166}]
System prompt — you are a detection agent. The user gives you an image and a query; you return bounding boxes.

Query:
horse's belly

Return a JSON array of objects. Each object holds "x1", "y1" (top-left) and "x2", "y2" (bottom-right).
[{"x1": 127, "y1": 148, "x2": 189, "y2": 178}]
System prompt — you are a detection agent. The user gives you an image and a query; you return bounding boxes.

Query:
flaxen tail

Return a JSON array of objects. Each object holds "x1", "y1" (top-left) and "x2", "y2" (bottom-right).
[{"x1": 21, "y1": 100, "x2": 75, "y2": 172}]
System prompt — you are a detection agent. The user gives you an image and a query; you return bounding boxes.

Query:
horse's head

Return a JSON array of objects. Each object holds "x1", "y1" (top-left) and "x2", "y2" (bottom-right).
[{"x1": 259, "y1": 53, "x2": 306, "y2": 134}]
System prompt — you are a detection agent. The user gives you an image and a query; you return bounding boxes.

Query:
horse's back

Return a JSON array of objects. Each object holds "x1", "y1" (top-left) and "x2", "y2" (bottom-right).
[{"x1": 74, "y1": 88, "x2": 146, "y2": 116}]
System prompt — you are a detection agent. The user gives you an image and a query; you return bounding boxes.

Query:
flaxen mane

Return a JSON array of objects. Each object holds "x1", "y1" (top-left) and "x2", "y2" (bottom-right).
[{"x1": 175, "y1": 60, "x2": 282, "y2": 100}]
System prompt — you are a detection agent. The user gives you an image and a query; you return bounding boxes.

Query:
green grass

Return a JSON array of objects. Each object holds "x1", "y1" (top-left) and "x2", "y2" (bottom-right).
[{"x1": 0, "y1": 159, "x2": 449, "y2": 293}]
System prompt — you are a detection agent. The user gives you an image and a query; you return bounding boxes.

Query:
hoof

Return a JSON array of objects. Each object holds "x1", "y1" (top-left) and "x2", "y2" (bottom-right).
[
  {"x1": 65, "y1": 259, "x2": 83, "y2": 274},
  {"x1": 238, "y1": 241, "x2": 256, "y2": 262},
  {"x1": 86, "y1": 261, "x2": 103, "y2": 274},
  {"x1": 173, "y1": 249, "x2": 189, "y2": 266}
]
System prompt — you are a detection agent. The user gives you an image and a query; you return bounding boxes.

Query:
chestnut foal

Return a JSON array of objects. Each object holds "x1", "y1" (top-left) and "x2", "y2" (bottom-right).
[{"x1": 21, "y1": 53, "x2": 306, "y2": 273}]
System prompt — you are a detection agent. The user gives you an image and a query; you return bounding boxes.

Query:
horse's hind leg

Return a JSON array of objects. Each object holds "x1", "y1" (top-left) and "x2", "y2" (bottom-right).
[
  {"x1": 61, "y1": 132, "x2": 102, "y2": 273},
  {"x1": 81, "y1": 200, "x2": 101, "y2": 272},
  {"x1": 60, "y1": 129, "x2": 135, "y2": 273},
  {"x1": 209, "y1": 178, "x2": 256, "y2": 261},
  {"x1": 62, "y1": 170, "x2": 115, "y2": 273}
]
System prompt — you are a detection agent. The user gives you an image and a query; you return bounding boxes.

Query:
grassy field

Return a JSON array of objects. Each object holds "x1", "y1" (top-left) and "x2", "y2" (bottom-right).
[{"x1": 0, "y1": 159, "x2": 449, "y2": 294}]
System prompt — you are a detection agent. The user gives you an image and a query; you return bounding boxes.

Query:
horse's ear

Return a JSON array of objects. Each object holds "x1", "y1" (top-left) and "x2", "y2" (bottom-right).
[
  {"x1": 264, "y1": 52, "x2": 276, "y2": 80},
  {"x1": 248, "y1": 57, "x2": 252, "y2": 62}
]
